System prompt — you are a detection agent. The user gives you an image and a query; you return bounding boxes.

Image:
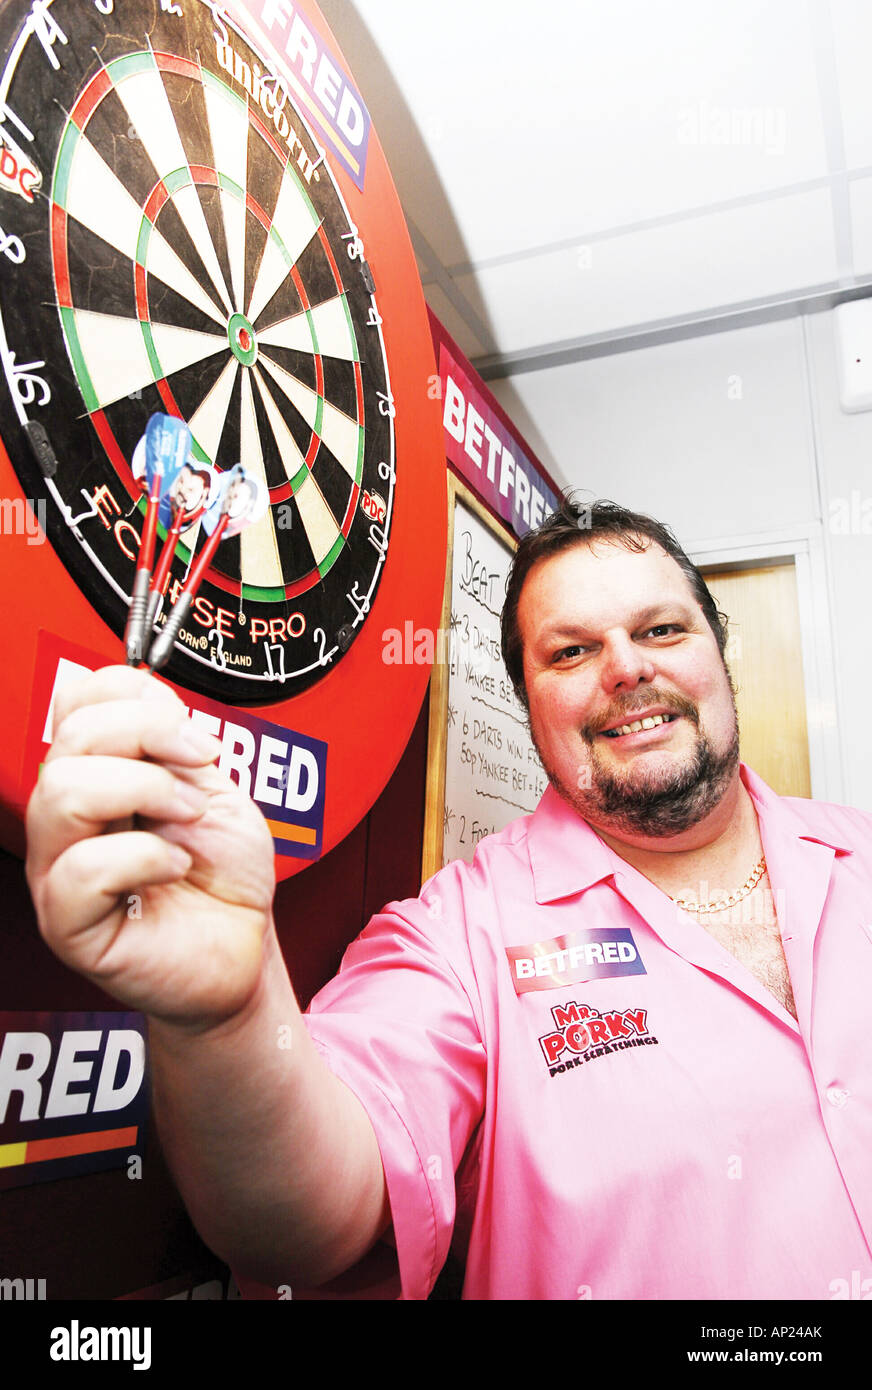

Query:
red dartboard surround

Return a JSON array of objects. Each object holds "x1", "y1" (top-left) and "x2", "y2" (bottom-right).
[{"x1": 0, "y1": 0, "x2": 446, "y2": 879}]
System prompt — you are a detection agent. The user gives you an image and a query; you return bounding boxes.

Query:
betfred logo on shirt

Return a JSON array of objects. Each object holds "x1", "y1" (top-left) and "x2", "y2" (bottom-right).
[
  {"x1": 506, "y1": 927, "x2": 646, "y2": 994},
  {"x1": 539, "y1": 1001, "x2": 659, "y2": 1078}
]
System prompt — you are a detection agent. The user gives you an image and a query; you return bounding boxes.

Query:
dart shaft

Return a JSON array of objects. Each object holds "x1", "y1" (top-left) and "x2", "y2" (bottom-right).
[
  {"x1": 150, "y1": 514, "x2": 185, "y2": 602},
  {"x1": 185, "y1": 512, "x2": 229, "y2": 592},
  {"x1": 138, "y1": 489, "x2": 161, "y2": 574}
]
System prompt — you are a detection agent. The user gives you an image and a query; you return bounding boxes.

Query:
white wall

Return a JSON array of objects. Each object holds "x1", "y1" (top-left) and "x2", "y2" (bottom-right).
[
  {"x1": 805, "y1": 309, "x2": 872, "y2": 814},
  {"x1": 490, "y1": 309, "x2": 872, "y2": 811}
]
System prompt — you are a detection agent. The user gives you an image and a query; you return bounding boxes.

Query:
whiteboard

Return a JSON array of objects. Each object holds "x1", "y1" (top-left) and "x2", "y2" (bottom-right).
[{"x1": 428, "y1": 484, "x2": 547, "y2": 872}]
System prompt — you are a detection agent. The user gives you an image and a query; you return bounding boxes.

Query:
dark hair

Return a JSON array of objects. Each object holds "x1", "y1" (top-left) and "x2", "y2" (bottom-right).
[{"x1": 500, "y1": 495, "x2": 730, "y2": 711}]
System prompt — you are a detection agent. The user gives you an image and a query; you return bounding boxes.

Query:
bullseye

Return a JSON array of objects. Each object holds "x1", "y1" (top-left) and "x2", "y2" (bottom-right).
[{"x1": 228, "y1": 311, "x2": 258, "y2": 367}]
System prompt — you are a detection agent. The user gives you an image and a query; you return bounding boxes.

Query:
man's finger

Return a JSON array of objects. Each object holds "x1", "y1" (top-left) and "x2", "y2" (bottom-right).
[
  {"x1": 26, "y1": 755, "x2": 209, "y2": 879},
  {"x1": 48, "y1": 698, "x2": 222, "y2": 768},
  {"x1": 51, "y1": 665, "x2": 184, "y2": 736},
  {"x1": 36, "y1": 830, "x2": 192, "y2": 947}
]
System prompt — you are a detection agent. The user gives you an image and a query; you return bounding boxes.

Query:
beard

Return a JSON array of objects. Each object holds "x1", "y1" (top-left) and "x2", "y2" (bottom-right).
[{"x1": 532, "y1": 684, "x2": 740, "y2": 839}]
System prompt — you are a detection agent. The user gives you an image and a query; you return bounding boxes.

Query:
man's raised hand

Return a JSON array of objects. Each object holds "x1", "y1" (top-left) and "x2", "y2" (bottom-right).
[{"x1": 25, "y1": 665, "x2": 276, "y2": 1030}]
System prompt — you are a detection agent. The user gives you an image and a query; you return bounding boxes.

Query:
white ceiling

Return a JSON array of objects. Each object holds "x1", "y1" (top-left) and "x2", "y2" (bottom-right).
[{"x1": 318, "y1": 0, "x2": 872, "y2": 470}]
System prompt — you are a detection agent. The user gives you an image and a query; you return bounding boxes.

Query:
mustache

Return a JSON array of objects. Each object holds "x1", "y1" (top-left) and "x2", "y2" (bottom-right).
[{"x1": 584, "y1": 692, "x2": 700, "y2": 741}]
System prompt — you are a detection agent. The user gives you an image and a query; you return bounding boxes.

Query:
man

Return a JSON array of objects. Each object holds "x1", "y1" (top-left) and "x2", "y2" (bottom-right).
[
  {"x1": 25, "y1": 498, "x2": 872, "y2": 1299},
  {"x1": 168, "y1": 462, "x2": 211, "y2": 519}
]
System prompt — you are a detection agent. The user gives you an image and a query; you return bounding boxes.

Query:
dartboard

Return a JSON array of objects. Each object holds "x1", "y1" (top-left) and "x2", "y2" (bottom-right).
[
  {"x1": 0, "y1": 0, "x2": 447, "y2": 878},
  {"x1": 0, "y1": 0, "x2": 396, "y2": 703}
]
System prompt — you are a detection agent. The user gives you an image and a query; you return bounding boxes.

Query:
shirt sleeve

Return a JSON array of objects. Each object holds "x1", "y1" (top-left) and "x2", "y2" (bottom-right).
[{"x1": 301, "y1": 892, "x2": 487, "y2": 1300}]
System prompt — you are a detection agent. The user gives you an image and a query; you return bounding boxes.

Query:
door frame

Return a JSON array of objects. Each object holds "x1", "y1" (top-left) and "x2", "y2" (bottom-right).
[{"x1": 685, "y1": 524, "x2": 843, "y2": 804}]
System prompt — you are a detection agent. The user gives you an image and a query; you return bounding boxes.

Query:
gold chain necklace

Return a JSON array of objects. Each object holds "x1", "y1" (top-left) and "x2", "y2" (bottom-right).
[{"x1": 673, "y1": 856, "x2": 767, "y2": 914}]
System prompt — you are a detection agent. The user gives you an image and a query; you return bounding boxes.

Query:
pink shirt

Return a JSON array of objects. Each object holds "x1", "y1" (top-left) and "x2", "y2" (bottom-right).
[{"x1": 303, "y1": 765, "x2": 872, "y2": 1299}]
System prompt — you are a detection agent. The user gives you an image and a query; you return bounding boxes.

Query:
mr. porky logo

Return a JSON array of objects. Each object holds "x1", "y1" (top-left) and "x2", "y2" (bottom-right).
[{"x1": 539, "y1": 1001, "x2": 658, "y2": 1078}]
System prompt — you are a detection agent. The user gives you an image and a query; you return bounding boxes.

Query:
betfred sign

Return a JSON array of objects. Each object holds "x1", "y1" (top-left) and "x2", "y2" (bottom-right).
[
  {"x1": 0, "y1": 1012, "x2": 147, "y2": 1190},
  {"x1": 229, "y1": 0, "x2": 371, "y2": 190},
  {"x1": 23, "y1": 631, "x2": 327, "y2": 861},
  {"x1": 430, "y1": 314, "x2": 560, "y2": 540}
]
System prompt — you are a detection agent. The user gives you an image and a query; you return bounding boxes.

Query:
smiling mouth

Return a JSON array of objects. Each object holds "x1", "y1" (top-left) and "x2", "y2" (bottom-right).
[{"x1": 600, "y1": 713, "x2": 681, "y2": 739}]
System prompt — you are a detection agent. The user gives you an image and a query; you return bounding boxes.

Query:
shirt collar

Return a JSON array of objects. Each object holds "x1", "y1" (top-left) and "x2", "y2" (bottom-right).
[
  {"x1": 527, "y1": 762, "x2": 853, "y2": 906},
  {"x1": 739, "y1": 762, "x2": 854, "y2": 855}
]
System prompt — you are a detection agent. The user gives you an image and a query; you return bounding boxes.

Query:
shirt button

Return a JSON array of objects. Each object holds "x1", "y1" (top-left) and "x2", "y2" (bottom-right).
[{"x1": 826, "y1": 1085, "x2": 850, "y2": 1108}]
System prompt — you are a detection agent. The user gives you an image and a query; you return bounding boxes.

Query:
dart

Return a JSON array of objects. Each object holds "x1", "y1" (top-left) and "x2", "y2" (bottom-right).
[
  {"x1": 124, "y1": 414, "x2": 191, "y2": 665},
  {"x1": 146, "y1": 466, "x2": 267, "y2": 673},
  {"x1": 145, "y1": 459, "x2": 218, "y2": 633}
]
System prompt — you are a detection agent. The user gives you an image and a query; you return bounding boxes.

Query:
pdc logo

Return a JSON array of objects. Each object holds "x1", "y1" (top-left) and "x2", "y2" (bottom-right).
[
  {"x1": 0, "y1": 140, "x2": 40, "y2": 202},
  {"x1": 539, "y1": 1001, "x2": 658, "y2": 1078}
]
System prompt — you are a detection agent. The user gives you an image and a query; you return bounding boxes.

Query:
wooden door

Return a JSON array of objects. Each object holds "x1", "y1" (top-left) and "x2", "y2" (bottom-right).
[{"x1": 701, "y1": 561, "x2": 811, "y2": 797}]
